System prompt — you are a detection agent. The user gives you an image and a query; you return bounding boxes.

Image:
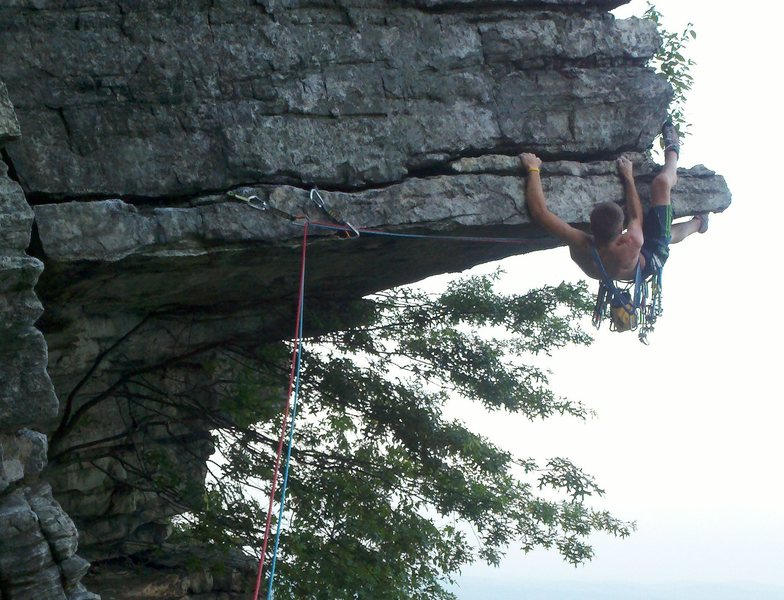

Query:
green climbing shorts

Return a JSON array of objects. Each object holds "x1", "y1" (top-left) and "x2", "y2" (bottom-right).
[{"x1": 641, "y1": 205, "x2": 672, "y2": 278}]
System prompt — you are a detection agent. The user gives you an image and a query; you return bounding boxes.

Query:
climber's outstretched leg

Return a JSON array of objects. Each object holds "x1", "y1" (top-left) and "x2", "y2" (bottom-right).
[
  {"x1": 671, "y1": 213, "x2": 709, "y2": 243},
  {"x1": 652, "y1": 121, "x2": 710, "y2": 244},
  {"x1": 640, "y1": 121, "x2": 679, "y2": 265},
  {"x1": 650, "y1": 121, "x2": 679, "y2": 207}
]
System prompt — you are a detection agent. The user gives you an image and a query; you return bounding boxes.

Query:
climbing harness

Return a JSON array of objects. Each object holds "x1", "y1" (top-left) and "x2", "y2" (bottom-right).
[{"x1": 590, "y1": 244, "x2": 663, "y2": 344}]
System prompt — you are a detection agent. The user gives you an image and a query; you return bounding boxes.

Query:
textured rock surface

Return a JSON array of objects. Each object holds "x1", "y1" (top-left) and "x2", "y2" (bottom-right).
[
  {"x1": 1, "y1": 81, "x2": 92, "y2": 600},
  {"x1": 0, "y1": 81, "x2": 20, "y2": 144},
  {"x1": 0, "y1": 0, "x2": 732, "y2": 597},
  {"x1": 1, "y1": 0, "x2": 665, "y2": 197},
  {"x1": 0, "y1": 485, "x2": 96, "y2": 600},
  {"x1": 0, "y1": 429, "x2": 48, "y2": 493},
  {"x1": 83, "y1": 547, "x2": 254, "y2": 600},
  {"x1": 0, "y1": 168, "x2": 55, "y2": 430},
  {"x1": 33, "y1": 158, "x2": 730, "y2": 358}
]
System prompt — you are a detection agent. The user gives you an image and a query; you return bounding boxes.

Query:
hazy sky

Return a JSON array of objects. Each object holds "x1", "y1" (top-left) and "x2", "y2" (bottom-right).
[{"x1": 450, "y1": 0, "x2": 784, "y2": 596}]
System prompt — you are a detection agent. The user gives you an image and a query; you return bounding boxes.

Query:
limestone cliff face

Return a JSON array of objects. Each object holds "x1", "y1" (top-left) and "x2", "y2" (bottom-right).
[
  {"x1": 4, "y1": 0, "x2": 662, "y2": 198},
  {"x1": 0, "y1": 1, "x2": 731, "y2": 598},
  {"x1": 0, "y1": 84, "x2": 95, "y2": 600}
]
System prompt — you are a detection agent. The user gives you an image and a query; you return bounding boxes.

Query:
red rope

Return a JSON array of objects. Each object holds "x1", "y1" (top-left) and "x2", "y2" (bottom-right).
[
  {"x1": 248, "y1": 209, "x2": 541, "y2": 598},
  {"x1": 252, "y1": 222, "x2": 309, "y2": 600}
]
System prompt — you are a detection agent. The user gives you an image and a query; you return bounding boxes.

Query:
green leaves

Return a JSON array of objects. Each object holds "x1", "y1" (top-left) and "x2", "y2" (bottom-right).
[
  {"x1": 538, "y1": 457, "x2": 605, "y2": 501},
  {"x1": 644, "y1": 2, "x2": 698, "y2": 138},
  {"x1": 166, "y1": 273, "x2": 634, "y2": 598}
]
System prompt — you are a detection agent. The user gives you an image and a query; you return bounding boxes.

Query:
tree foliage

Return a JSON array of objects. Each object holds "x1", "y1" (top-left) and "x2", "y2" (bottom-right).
[
  {"x1": 171, "y1": 272, "x2": 634, "y2": 599},
  {"x1": 644, "y1": 1, "x2": 697, "y2": 139}
]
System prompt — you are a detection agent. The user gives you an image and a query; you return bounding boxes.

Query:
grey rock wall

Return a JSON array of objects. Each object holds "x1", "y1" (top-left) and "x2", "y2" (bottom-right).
[
  {"x1": 0, "y1": 0, "x2": 732, "y2": 597},
  {"x1": 0, "y1": 84, "x2": 94, "y2": 600},
  {"x1": 1, "y1": 0, "x2": 665, "y2": 198}
]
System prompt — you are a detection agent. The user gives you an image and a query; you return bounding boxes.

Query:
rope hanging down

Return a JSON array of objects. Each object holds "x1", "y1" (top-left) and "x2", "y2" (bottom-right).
[
  {"x1": 243, "y1": 188, "x2": 562, "y2": 599},
  {"x1": 252, "y1": 222, "x2": 309, "y2": 600},
  {"x1": 266, "y1": 252, "x2": 306, "y2": 600}
]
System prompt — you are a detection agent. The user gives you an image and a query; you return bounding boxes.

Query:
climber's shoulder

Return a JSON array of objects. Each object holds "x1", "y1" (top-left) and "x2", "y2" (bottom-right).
[{"x1": 569, "y1": 240, "x2": 602, "y2": 280}]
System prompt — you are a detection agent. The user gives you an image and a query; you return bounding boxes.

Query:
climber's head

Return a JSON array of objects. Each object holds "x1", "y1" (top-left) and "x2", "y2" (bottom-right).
[{"x1": 590, "y1": 202, "x2": 624, "y2": 246}]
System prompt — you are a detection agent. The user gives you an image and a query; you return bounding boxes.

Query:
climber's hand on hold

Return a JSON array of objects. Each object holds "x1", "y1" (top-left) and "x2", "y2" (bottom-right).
[
  {"x1": 519, "y1": 152, "x2": 542, "y2": 172},
  {"x1": 616, "y1": 156, "x2": 634, "y2": 180}
]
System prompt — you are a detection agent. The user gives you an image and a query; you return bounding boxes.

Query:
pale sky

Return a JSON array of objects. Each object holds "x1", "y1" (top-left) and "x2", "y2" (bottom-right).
[{"x1": 449, "y1": 1, "x2": 784, "y2": 596}]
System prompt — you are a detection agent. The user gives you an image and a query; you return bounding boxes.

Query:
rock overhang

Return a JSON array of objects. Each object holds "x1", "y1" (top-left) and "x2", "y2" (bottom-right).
[
  {"x1": 0, "y1": 0, "x2": 733, "y2": 582},
  {"x1": 31, "y1": 157, "x2": 730, "y2": 325},
  {"x1": 0, "y1": 0, "x2": 734, "y2": 426}
]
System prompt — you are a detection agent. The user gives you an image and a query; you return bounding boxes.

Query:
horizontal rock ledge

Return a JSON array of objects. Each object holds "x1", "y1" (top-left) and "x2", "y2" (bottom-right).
[
  {"x1": 34, "y1": 158, "x2": 730, "y2": 261},
  {"x1": 33, "y1": 159, "x2": 730, "y2": 320}
]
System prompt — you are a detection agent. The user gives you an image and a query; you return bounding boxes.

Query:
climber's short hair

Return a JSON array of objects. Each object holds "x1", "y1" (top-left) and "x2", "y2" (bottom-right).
[{"x1": 590, "y1": 202, "x2": 624, "y2": 246}]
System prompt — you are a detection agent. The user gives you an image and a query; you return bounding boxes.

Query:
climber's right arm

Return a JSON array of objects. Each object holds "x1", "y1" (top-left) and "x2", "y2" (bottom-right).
[
  {"x1": 617, "y1": 156, "x2": 643, "y2": 239},
  {"x1": 521, "y1": 153, "x2": 591, "y2": 248}
]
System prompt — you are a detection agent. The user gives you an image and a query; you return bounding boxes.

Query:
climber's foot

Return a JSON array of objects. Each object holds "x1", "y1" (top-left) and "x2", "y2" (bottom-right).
[
  {"x1": 662, "y1": 119, "x2": 680, "y2": 157},
  {"x1": 693, "y1": 213, "x2": 709, "y2": 234}
]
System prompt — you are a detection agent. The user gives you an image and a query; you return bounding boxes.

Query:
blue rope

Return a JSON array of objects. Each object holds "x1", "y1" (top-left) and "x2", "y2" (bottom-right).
[
  {"x1": 266, "y1": 240, "x2": 307, "y2": 599},
  {"x1": 260, "y1": 210, "x2": 552, "y2": 597},
  {"x1": 297, "y1": 220, "x2": 553, "y2": 245}
]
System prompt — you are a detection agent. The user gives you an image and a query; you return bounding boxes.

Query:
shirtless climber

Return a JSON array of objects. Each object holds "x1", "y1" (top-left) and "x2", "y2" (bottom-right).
[{"x1": 520, "y1": 122, "x2": 708, "y2": 283}]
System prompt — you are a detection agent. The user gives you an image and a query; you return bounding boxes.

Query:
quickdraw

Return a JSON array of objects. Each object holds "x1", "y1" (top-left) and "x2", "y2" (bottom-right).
[
  {"x1": 309, "y1": 187, "x2": 359, "y2": 238},
  {"x1": 226, "y1": 188, "x2": 360, "y2": 238},
  {"x1": 226, "y1": 190, "x2": 300, "y2": 222}
]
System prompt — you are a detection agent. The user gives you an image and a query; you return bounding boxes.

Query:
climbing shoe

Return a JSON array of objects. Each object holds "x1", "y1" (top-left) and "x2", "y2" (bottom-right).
[
  {"x1": 693, "y1": 213, "x2": 709, "y2": 233},
  {"x1": 661, "y1": 119, "x2": 680, "y2": 157}
]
